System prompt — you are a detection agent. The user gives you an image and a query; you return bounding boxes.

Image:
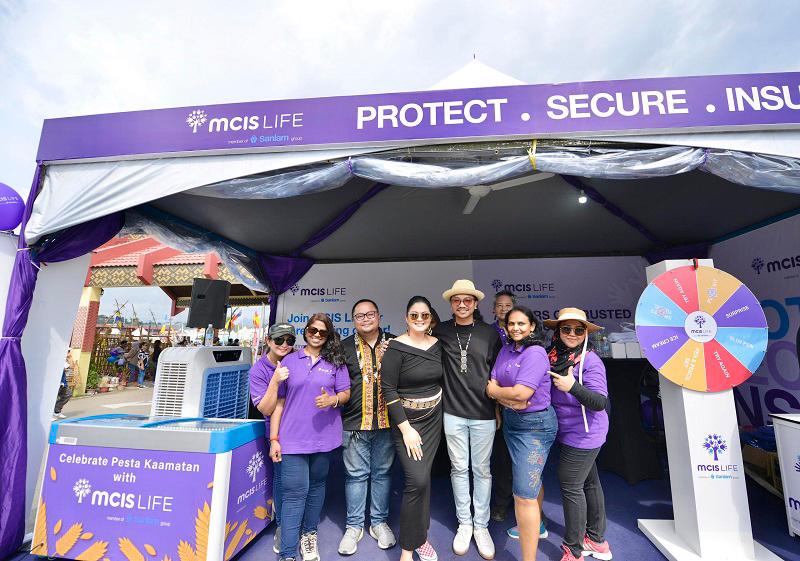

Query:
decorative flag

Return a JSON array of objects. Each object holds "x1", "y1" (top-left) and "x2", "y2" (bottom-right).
[
  {"x1": 253, "y1": 310, "x2": 261, "y2": 328},
  {"x1": 113, "y1": 313, "x2": 123, "y2": 328},
  {"x1": 159, "y1": 324, "x2": 168, "y2": 335},
  {"x1": 226, "y1": 308, "x2": 242, "y2": 330}
]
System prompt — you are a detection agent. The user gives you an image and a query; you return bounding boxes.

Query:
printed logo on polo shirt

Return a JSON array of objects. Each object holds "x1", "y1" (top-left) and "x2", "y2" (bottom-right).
[
  {"x1": 751, "y1": 253, "x2": 800, "y2": 275},
  {"x1": 246, "y1": 451, "x2": 264, "y2": 483}
]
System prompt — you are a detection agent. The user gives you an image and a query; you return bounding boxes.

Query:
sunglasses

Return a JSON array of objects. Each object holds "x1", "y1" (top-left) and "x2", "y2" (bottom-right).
[
  {"x1": 451, "y1": 297, "x2": 476, "y2": 306},
  {"x1": 272, "y1": 336, "x2": 296, "y2": 346},
  {"x1": 354, "y1": 310, "x2": 378, "y2": 322},
  {"x1": 560, "y1": 325, "x2": 587, "y2": 336},
  {"x1": 408, "y1": 312, "x2": 431, "y2": 321},
  {"x1": 305, "y1": 326, "x2": 329, "y2": 338}
]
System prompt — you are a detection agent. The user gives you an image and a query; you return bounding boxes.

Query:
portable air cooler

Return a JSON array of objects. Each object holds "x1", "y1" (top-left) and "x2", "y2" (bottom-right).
[{"x1": 150, "y1": 346, "x2": 253, "y2": 418}]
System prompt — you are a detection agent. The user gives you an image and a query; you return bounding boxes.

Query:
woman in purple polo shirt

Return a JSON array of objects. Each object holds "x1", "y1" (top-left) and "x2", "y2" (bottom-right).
[
  {"x1": 486, "y1": 306, "x2": 556, "y2": 561},
  {"x1": 544, "y1": 308, "x2": 612, "y2": 561},
  {"x1": 249, "y1": 323, "x2": 296, "y2": 554},
  {"x1": 269, "y1": 313, "x2": 351, "y2": 561}
]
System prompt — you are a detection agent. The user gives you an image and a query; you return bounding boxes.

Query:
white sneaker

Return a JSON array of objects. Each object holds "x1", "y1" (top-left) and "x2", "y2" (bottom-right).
[
  {"x1": 473, "y1": 527, "x2": 495, "y2": 560},
  {"x1": 452, "y1": 524, "x2": 472, "y2": 555},
  {"x1": 337, "y1": 526, "x2": 362, "y2": 555},
  {"x1": 300, "y1": 531, "x2": 319, "y2": 561},
  {"x1": 56, "y1": 413, "x2": 67, "y2": 419}
]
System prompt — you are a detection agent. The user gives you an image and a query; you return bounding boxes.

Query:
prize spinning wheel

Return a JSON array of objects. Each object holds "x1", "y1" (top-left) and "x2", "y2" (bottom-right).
[{"x1": 634, "y1": 265, "x2": 768, "y2": 392}]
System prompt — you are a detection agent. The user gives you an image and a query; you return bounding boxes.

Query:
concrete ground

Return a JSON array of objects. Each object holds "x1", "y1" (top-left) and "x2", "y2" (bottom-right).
[{"x1": 56, "y1": 384, "x2": 154, "y2": 419}]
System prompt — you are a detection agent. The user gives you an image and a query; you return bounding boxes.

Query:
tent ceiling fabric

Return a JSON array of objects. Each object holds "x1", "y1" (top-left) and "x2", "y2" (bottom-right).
[
  {"x1": 25, "y1": 146, "x2": 386, "y2": 245},
  {"x1": 148, "y1": 171, "x2": 798, "y2": 262}
]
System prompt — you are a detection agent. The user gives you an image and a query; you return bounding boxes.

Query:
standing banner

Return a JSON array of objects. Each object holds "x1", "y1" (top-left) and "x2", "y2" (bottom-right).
[
  {"x1": 709, "y1": 213, "x2": 800, "y2": 426},
  {"x1": 277, "y1": 256, "x2": 645, "y2": 339}
]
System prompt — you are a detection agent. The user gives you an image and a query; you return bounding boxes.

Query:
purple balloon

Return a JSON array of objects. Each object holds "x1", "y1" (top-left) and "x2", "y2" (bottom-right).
[{"x1": 0, "y1": 183, "x2": 24, "y2": 231}]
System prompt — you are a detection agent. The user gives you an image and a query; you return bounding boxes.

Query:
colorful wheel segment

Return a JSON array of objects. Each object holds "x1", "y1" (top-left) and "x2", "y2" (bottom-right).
[{"x1": 635, "y1": 265, "x2": 767, "y2": 392}]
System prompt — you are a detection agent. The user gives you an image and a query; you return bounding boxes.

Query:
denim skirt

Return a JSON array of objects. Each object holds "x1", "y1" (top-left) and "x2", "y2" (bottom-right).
[{"x1": 502, "y1": 405, "x2": 558, "y2": 499}]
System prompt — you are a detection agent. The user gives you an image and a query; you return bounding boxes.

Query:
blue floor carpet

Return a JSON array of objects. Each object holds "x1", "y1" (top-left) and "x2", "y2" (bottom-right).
[
  {"x1": 236, "y1": 448, "x2": 798, "y2": 561},
  {"x1": 12, "y1": 449, "x2": 798, "y2": 561}
]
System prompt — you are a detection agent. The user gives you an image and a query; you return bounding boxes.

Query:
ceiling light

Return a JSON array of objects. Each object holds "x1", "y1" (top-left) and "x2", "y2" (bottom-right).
[{"x1": 578, "y1": 191, "x2": 588, "y2": 204}]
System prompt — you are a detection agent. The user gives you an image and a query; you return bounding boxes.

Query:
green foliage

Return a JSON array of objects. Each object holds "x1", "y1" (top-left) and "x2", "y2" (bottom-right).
[{"x1": 86, "y1": 363, "x2": 101, "y2": 389}]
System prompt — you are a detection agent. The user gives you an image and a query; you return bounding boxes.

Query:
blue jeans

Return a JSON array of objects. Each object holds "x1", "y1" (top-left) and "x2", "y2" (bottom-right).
[
  {"x1": 272, "y1": 460, "x2": 281, "y2": 525},
  {"x1": 502, "y1": 406, "x2": 557, "y2": 499},
  {"x1": 342, "y1": 429, "x2": 395, "y2": 529},
  {"x1": 138, "y1": 368, "x2": 146, "y2": 385},
  {"x1": 443, "y1": 413, "x2": 495, "y2": 529},
  {"x1": 279, "y1": 452, "x2": 331, "y2": 559}
]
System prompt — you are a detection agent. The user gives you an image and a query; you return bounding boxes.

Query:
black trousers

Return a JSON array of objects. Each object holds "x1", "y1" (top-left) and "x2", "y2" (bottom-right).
[
  {"x1": 490, "y1": 427, "x2": 513, "y2": 512},
  {"x1": 391, "y1": 404, "x2": 442, "y2": 551},
  {"x1": 54, "y1": 386, "x2": 72, "y2": 414},
  {"x1": 558, "y1": 444, "x2": 607, "y2": 557}
]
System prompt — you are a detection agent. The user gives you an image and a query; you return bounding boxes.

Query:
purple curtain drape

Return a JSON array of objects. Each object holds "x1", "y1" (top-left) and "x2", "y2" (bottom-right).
[{"x1": 0, "y1": 164, "x2": 123, "y2": 560}]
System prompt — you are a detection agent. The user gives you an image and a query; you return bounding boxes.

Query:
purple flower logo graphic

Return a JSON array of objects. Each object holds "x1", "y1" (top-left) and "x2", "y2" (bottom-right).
[
  {"x1": 702, "y1": 434, "x2": 728, "y2": 462},
  {"x1": 694, "y1": 315, "x2": 707, "y2": 328},
  {"x1": 751, "y1": 257, "x2": 765, "y2": 275},
  {"x1": 491, "y1": 279, "x2": 504, "y2": 292},
  {"x1": 794, "y1": 455, "x2": 800, "y2": 473},
  {"x1": 289, "y1": 284, "x2": 300, "y2": 296}
]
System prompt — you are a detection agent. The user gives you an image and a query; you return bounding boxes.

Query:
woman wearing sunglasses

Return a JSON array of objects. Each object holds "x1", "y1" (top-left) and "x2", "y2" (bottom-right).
[
  {"x1": 249, "y1": 323, "x2": 298, "y2": 554},
  {"x1": 381, "y1": 296, "x2": 443, "y2": 561},
  {"x1": 544, "y1": 308, "x2": 612, "y2": 561},
  {"x1": 486, "y1": 306, "x2": 555, "y2": 561},
  {"x1": 270, "y1": 313, "x2": 351, "y2": 561}
]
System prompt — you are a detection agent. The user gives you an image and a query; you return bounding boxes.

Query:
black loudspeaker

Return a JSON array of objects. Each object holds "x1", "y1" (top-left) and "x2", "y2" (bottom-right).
[{"x1": 186, "y1": 278, "x2": 230, "y2": 329}]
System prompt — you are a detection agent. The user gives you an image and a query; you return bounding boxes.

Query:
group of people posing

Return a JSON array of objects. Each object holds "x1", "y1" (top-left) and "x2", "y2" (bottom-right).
[{"x1": 249, "y1": 279, "x2": 612, "y2": 561}]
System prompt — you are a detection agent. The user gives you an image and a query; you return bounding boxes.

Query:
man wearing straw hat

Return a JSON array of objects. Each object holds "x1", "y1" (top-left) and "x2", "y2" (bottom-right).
[{"x1": 433, "y1": 280, "x2": 501, "y2": 560}]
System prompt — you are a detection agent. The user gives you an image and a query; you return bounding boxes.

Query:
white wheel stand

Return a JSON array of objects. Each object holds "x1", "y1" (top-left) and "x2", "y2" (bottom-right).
[{"x1": 637, "y1": 260, "x2": 782, "y2": 560}]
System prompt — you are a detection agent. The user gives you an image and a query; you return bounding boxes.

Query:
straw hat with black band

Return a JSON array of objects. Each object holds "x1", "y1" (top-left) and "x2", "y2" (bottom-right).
[
  {"x1": 442, "y1": 279, "x2": 485, "y2": 302},
  {"x1": 545, "y1": 307, "x2": 603, "y2": 433}
]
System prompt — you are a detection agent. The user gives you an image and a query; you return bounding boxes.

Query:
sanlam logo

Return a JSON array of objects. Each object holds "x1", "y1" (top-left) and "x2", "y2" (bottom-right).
[{"x1": 751, "y1": 254, "x2": 800, "y2": 275}]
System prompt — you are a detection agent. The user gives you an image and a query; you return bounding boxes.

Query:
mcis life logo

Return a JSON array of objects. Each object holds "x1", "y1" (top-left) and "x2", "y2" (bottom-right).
[
  {"x1": 702, "y1": 434, "x2": 727, "y2": 461},
  {"x1": 246, "y1": 451, "x2": 264, "y2": 484}
]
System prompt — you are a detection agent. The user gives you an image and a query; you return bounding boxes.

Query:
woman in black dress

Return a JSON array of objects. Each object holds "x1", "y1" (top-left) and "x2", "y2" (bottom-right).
[{"x1": 381, "y1": 296, "x2": 443, "y2": 561}]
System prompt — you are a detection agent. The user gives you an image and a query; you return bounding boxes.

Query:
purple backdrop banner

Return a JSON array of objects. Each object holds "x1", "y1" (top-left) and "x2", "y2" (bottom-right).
[
  {"x1": 38, "y1": 72, "x2": 800, "y2": 161},
  {"x1": 35, "y1": 444, "x2": 214, "y2": 561}
]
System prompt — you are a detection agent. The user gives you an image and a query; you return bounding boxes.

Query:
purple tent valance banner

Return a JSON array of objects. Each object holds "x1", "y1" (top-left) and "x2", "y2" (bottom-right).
[{"x1": 38, "y1": 72, "x2": 800, "y2": 162}]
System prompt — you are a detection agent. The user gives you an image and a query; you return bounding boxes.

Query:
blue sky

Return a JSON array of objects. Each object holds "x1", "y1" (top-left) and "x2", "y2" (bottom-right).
[{"x1": 2, "y1": 0, "x2": 800, "y2": 319}]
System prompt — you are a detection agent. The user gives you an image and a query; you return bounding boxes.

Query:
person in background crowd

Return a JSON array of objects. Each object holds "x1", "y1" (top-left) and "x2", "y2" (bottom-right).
[
  {"x1": 124, "y1": 341, "x2": 140, "y2": 386},
  {"x1": 381, "y1": 296, "x2": 443, "y2": 561},
  {"x1": 249, "y1": 323, "x2": 297, "y2": 555},
  {"x1": 489, "y1": 291, "x2": 515, "y2": 524},
  {"x1": 487, "y1": 307, "x2": 556, "y2": 561},
  {"x1": 151, "y1": 340, "x2": 163, "y2": 380},
  {"x1": 234, "y1": 338, "x2": 240, "y2": 346},
  {"x1": 491, "y1": 291, "x2": 515, "y2": 346},
  {"x1": 136, "y1": 342, "x2": 150, "y2": 388},
  {"x1": 270, "y1": 313, "x2": 350, "y2": 561},
  {"x1": 338, "y1": 299, "x2": 397, "y2": 554},
  {"x1": 544, "y1": 308, "x2": 612, "y2": 561},
  {"x1": 433, "y1": 280, "x2": 500, "y2": 560},
  {"x1": 53, "y1": 350, "x2": 78, "y2": 420}
]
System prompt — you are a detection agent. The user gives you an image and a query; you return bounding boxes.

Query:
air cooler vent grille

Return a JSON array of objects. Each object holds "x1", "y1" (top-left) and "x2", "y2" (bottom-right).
[
  {"x1": 202, "y1": 368, "x2": 250, "y2": 419},
  {"x1": 153, "y1": 361, "x2": 188, "y2": 416}
]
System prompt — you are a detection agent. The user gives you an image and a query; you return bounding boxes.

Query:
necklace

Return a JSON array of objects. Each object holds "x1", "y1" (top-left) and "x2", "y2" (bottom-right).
[{"x1": 455, "y1": 321, "x2": 474, "y2": 373}]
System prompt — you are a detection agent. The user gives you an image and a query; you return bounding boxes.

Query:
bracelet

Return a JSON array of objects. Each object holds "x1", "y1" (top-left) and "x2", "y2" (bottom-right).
[
  {"x1": 270, "y1": 436, "x2": 279, "y2": 442},
  {"x1": 334, "y1": 395, "x2": 340, "y2": 408}
]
